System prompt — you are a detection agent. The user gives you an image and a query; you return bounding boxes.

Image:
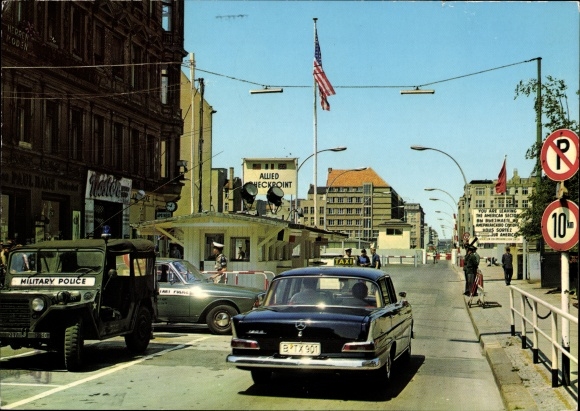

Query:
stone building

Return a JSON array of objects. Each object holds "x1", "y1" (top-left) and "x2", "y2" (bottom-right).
[{"x1": 1, "y1": 0, "x2": 186, "y2": 243}]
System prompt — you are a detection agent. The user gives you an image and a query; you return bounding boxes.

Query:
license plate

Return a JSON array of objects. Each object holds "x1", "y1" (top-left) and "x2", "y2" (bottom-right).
[{"x1": 280, "y1": 342, "x2": 321, "y2": 356}]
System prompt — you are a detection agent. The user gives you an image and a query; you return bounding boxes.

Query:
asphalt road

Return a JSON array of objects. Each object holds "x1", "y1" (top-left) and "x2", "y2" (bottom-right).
[{"x1": 0, "y1": 262, "x2": 505, "y2": 410}]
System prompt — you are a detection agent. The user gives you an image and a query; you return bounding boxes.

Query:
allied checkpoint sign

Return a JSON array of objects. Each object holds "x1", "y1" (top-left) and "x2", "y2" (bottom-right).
[
  {"x1": 541, "y1": 200, "x2": 579, "y2": 252},
  {"x1": 472, "y1": 208, "x2": 523, "y2": 243},
  {"x1": 242, "y1": 158, "x2": 298, "y2": 196},
  {"x1": 540, "y1": 129, "x2": 579, "y2": 181}
]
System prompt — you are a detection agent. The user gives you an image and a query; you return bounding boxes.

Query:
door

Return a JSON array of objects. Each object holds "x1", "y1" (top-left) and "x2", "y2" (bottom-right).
[{"x1": 156, "y1": 263, "x2": 190, "y2": 321}]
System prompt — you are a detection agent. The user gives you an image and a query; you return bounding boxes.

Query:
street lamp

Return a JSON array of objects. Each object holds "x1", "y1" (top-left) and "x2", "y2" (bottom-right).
[
  {"x1": 424, "y1": 188, "x2": 458, "y2": 208},
  {"x1": 294, "y1": 146, "x2": 347, "y2": 223},
  {"x1": 412, "y1": 145, "x2": 469, "y2": 243},
  {"x1": 249, "y1": 87, "x2": 283, "y2": 94},
  {"x1": 324, "y1": 167, "x2": 367, "y2": 230},
  {"x1": 429, "y1": 197, "x2": 456, "y2": 215}
]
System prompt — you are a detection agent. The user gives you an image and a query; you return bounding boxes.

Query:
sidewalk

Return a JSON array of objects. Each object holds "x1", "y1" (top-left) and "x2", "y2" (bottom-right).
[{"x1": 452, "y1": 262, "x2": 578, "y2": 411}]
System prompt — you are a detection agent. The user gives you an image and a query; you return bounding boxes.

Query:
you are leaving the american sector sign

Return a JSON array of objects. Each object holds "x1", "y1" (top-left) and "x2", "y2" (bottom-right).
[{"x1": 472, "y1": 208, "x2": 522, "y2": 243}]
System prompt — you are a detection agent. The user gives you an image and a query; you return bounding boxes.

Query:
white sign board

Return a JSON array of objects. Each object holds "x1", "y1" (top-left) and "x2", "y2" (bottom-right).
[
  {"x1": 242, "y1": 158, "x2": 297, "y2": 196},
  {"x1": 472, "y1": 208, "x2": 523, "y2": 243}
]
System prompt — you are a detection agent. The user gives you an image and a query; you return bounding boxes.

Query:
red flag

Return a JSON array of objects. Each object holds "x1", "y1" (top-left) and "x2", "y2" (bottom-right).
[
  {"x1": 495, "y1": 158, "x2": 507, "y2": 194},
  {"x1": 314, "y1": 29, "x2": 335, "y2": 111}
]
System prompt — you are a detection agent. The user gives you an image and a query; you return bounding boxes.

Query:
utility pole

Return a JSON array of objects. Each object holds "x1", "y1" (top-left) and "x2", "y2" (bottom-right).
[{"x1": 198, "y1": 78, "x2": 204, "y2": 213}]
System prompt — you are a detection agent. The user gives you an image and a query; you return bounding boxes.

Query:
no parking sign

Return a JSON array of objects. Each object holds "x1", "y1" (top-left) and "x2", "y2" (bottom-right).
[{"x1": 540, "y1": 129, "x2": 579, "y2": 181}]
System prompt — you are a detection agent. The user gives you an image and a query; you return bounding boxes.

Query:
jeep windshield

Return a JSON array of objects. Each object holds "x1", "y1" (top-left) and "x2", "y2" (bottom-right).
[
  {"x1": 9, "y1": 249, "x2": 104, "y2": 275},
  {"x1": 173, "y1": 260, "x2": 205, "y2": 283}
]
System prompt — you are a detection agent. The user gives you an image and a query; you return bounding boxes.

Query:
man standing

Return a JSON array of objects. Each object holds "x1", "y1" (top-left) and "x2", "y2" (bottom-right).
[
  {"x1": 370, "y1": 248, "x2": 381, "y2": 269},
  {"x1": 210, "y1": 242, "x2": 228, "y2": 283},
  {"x1": 502, "y1": 246, "x2": 513, "y2": 285},
  {"x1": 357, "y1": 249, "x2": 371, "y2": 267},
  {"x1": 465, "y1": 245, "x2": 480, "y2": 296}
]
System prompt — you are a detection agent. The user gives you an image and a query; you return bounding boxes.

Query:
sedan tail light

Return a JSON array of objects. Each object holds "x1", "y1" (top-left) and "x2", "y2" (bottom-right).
[
  {"x1": 342, "y1": 341, "x2": 376, "y2": 352},
  {"x1": 231, "y1": 338, "x2": 260, "y2": 350}
]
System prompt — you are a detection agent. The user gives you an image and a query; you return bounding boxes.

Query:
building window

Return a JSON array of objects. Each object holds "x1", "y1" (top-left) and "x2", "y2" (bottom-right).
[
  {"x1": 146, "y1": 134, "x2": 156, "y2": 178},
  {"x1": 131, "y1": 44, "x2": 142, "y2": 89},
  {"x1": 47, "y1": 2, "x2": 60, "y2": 45},
  {"x1": 130, "y1": 129, "x2": 140, "y2": 174},
  {"x1": 386, "y1": 228, "x2": 403, "y2": 235},
  {"x1": 113, "y1": 123, "x2": 123, "y2": 170},
  {"x1": 94, "y1": 25, "x2": 105, "y2": 64},
  {"x1": 70, "y1": 109, "x2": 82, "y2": 160},
  {"x1": 71, "y1": 6, "x2": 84, "y2": 57},
  {"x1": 44, "y1": 101, "x2": 59, "y2": 153},
  {"x1": 522, "y1": 187, "x2": 529, "y2": 195},
  {"x1": 162, "y1": 0, "x2": 172, "y2": 31},
  {"x1": 93, "y1": 115, "x2": 104, "y2": 164},
  {"x1": 475, "y1": 200, "x2": 486, "y2": 208},
  {"x1": 16, "y1": 86, "x2": 31, "y2": 144},
  {"x1": 522, "y1": 200, "x2": 529, "y2": 208},
  {"x1": 309, "y1": 207, "x2": 314, "y2": 215},
  {"x1": 160, "y1": 68, "x2": 168, "y2": 104},
  {"x1": 475, "y1": 187, "x2": 486, "y2": 196},
  {"x1": 231, "y1": 237, "x2": 250, "y2": 261},
  {"x1": 112, "y1": 35, "x2": 124, "y2": 79}
]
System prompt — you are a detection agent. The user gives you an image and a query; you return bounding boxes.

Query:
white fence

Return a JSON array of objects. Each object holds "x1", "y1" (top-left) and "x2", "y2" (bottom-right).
[
  {"x1": 509, "y1": 285, "x2": 578, "y2": 387},
  {"x1": 201, "y1": 270, "x2": 274, "y2": 291}
]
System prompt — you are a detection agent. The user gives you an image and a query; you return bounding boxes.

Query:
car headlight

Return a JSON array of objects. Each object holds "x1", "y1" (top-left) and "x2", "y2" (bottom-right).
[{"x1": 31, "y1": 298, "x2": 45, "y2": 312}]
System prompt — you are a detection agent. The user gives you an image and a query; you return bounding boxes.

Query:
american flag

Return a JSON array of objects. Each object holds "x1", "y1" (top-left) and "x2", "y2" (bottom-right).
[{"x1": 314, "y1": 29, "x2": 335, "y2": 111}]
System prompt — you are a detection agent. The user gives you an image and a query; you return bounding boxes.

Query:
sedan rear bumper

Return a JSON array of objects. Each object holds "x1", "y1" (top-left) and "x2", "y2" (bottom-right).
[{"x1": 226, "y1": 354, "x2": 384, "y2": 371}]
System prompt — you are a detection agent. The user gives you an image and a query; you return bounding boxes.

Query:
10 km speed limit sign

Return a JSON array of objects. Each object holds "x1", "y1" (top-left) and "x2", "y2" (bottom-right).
[{"x1": 541, "y1": 200, "x2": 579, "y2": 251}]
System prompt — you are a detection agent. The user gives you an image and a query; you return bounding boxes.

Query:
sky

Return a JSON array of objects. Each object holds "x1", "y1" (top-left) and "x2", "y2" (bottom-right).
[{"x1": 182, "y1": 1, "x2": 579, "y2": 234}]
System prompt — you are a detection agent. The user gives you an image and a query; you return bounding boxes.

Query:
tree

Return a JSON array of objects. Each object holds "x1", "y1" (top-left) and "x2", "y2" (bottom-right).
[{"x1": 514, "y1": 76, "x2": 579, "y2": 241}]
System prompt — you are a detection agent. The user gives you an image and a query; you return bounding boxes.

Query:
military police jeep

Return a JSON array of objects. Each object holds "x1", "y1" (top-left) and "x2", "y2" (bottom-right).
[{"x1": 0, "y1": 238, "x2": 157, "y2": 371}]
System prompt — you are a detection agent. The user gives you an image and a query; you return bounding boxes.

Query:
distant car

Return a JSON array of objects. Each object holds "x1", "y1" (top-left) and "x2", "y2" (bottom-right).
[
  {"x1": 227, "y1": 266, "x2": 413, "y2": 385},
  {"x1": 155, "y1": 258, "x2": 262, "y2": 335}
]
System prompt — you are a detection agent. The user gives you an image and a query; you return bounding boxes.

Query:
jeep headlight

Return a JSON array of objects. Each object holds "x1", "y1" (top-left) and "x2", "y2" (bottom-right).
[{"x1": 32, "y1": 298, "x2": 45, "y2": 312}]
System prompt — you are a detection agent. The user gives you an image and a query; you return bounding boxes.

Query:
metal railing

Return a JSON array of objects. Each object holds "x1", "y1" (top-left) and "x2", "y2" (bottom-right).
[
  {"x1": 509, "y1": 285, "x2": 578, "y2": 387},
  {"x1": 201, "y1": 270, "x2": 275, "y2": 291}
]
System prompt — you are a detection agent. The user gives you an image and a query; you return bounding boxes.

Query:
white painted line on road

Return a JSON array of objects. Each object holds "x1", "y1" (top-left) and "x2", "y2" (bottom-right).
[{"x1": 2, "y1": 336, "x2": 210, "y2": 410}]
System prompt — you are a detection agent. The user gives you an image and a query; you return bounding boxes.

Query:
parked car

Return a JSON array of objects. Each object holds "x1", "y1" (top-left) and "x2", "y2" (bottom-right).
[
  {"x1": 0, "y1": 239, "x2": 157, "y2": 371},
  {"x1": 155, "y1": 258, "x2": 262, "y2": 334},
  {"x1": 227, "y1": 266, "x2": 413, "y2": 385}
]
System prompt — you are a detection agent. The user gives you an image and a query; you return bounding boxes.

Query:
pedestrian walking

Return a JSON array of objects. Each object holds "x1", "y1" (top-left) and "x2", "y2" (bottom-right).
[
  {"x1": 464, "y1": 245, "x2": 480, "y2": 296},
  {"x1": 501, "y1": 246, "x2": 513, "y2": 285},
  {"x1": 210, "y1": 242, "x2": 228, "y2": 283}
]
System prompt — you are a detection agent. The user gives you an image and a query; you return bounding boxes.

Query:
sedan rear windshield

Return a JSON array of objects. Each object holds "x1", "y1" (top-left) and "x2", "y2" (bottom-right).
[{"x1": 264, "y1": 276, "x2": 382, "y2": 309}]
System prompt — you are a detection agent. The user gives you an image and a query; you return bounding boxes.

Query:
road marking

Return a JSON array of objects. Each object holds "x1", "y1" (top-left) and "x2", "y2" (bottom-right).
[{"x1": 2, "y1": 336, "x2": 210, "y2": 410}]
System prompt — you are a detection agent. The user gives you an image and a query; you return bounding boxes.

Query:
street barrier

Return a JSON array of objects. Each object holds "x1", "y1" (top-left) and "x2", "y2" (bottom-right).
[
  {"x1": 509, "y1": 286, "x2": 578, "y2": 388},
  {"x1": 202, "y1": 270, "x2": 274, "y2": 291},
  {"x1": 384, "y1": 255, "x2": 417, "y2": 266}
]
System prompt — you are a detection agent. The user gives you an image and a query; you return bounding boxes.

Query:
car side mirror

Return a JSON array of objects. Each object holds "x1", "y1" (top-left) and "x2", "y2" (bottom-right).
[{"x1": 104, "y1": 269, "x2": 118, "y2": 290}]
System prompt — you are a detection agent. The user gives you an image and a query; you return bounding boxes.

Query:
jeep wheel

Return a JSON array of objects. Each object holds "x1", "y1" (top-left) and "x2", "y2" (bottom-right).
[
  {"x1": 206, "y1": 305, "x2": 237, "y2": 335},
  {"x1": 64, "y1": 319, "x2": 84, "y2": 371},
  {"x1": 125, "y1": 306, "x2": 152, "y2": 353}
]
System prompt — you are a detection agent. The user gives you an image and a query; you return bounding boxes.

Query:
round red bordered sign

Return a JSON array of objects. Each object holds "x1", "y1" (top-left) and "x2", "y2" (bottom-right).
[
  {"x1": 540, "y1": 129, "x2": 579, "y2": 181},
  {"x1": 541, "y1": 200, "x2": 579, "y2": 251}
]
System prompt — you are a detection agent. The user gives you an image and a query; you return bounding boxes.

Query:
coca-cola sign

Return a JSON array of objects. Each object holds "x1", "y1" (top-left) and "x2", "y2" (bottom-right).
[{"x1": 86, "y1": 170, "x2": 132, "y2": 204}]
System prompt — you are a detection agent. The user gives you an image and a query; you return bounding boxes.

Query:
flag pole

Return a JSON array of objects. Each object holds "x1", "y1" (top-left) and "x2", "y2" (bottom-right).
[
  {"x1": 504, "y1": 155, "x2": 507, "y2": 206},
  {"x1": 313, "y1": 17, "x2": 318, "y2": 227}
]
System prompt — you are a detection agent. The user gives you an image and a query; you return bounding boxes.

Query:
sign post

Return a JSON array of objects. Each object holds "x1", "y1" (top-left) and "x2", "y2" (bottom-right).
[{"x1": 540, "y1": 128, "x2": 579, "y2": 387}]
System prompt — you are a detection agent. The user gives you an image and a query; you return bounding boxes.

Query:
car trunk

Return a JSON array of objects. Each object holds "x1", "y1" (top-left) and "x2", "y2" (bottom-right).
[{"x1": 234, "y1": 307, "x2": 370, "y2": 356}]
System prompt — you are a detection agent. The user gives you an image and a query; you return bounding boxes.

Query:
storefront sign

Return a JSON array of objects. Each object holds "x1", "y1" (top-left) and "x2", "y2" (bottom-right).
[
  {"x1": 472, "y1": 208, "x2": 522, "y2": 243},
  {"x1": 86, "y1": 170, "x2": 132, "y2": 204}
]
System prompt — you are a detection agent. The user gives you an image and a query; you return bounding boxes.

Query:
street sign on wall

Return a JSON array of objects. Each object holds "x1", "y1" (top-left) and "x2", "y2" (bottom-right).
[
  {"x1": 242, "y1": 158, "x2": 298, "y2": 196},
  {"x1": 540, "y1": 129, "x2": 579, "y2": 181},
  {"x1": 541, "y1": 200, "x2": 579, "y2": 251}
]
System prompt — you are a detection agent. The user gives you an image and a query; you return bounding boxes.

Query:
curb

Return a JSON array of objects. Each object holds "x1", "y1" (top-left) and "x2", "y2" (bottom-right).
[{"x1": 464, "y1": 297, "x2": 539, "y2": 411}]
